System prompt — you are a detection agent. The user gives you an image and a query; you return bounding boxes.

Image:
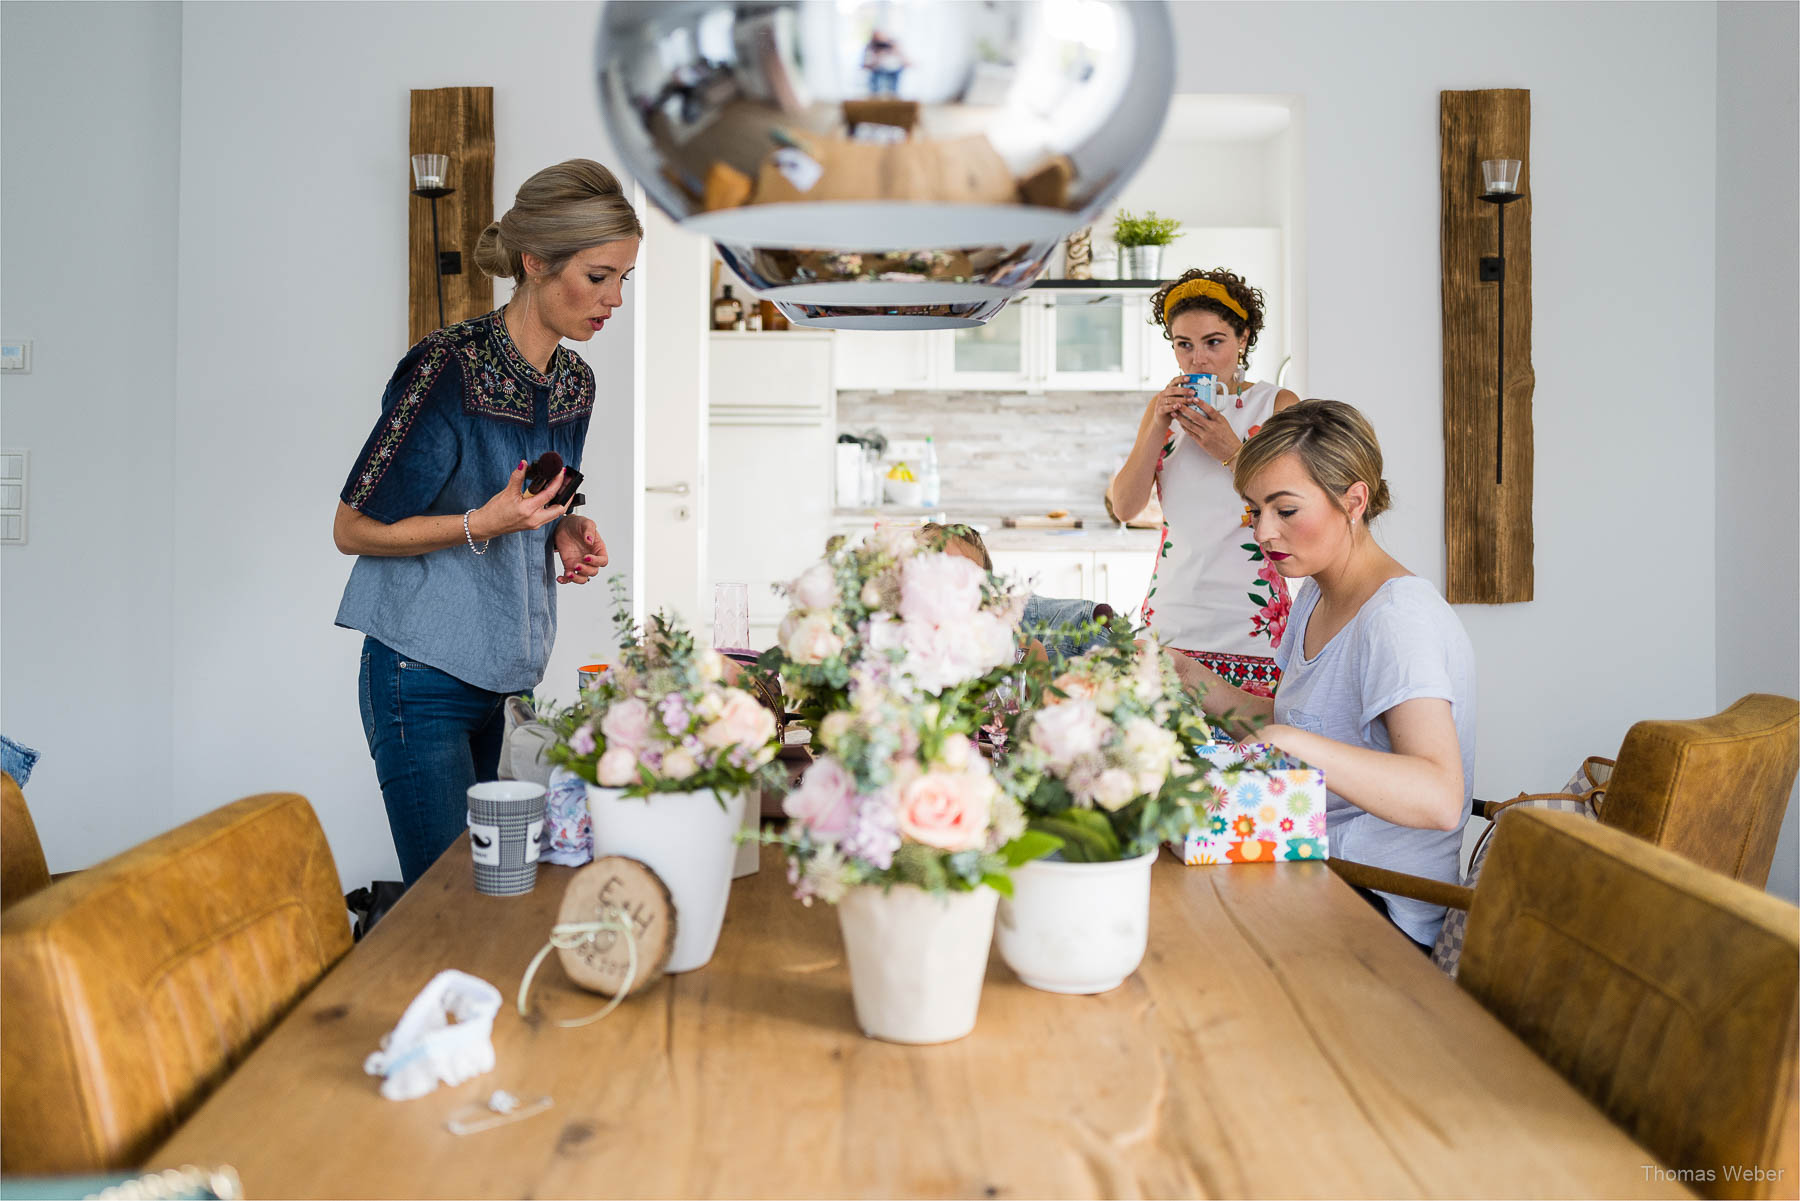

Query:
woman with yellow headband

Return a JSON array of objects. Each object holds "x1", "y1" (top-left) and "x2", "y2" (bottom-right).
[{"x1": 1106, "y1": 267, "x2": 1299, "y2": 695}]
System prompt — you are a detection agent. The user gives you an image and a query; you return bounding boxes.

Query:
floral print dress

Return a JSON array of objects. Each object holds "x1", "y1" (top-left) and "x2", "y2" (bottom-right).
[{"x1": 1139, "y1": 379, "x2": 1290, "y2": 697}]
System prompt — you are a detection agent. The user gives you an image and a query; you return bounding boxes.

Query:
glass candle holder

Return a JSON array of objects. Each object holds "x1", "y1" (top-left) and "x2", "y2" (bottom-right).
[
  {"x1": 411, "y1": 153, "x2": 449, "y2": 191},
  {"x1": 1481, "y1": 158, "x2": 1522, "y2": 195},
  {"x1": 712, "y1": 582, "x2": 750, "y2": 650}
]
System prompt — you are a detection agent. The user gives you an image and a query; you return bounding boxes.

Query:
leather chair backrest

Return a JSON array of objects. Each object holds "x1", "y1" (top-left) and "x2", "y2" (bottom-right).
[
  {"x1": 1, "y1": 793, "x2": 352, "y2": 1173},
  {"x1": 1600, "y1": 693, "x2": 1799, "y2": 887},
  {"x1": 1460, "y1": 809, "x2": 1799, "y2": 1199},
  {"x1": 1, "y1": 771, "x2": 52, "y2": 910}
]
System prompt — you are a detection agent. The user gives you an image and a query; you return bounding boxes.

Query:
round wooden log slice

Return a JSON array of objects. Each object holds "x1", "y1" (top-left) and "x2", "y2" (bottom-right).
[{"x1": 555, "y1": 856, "x2": 676, "y2": 997}]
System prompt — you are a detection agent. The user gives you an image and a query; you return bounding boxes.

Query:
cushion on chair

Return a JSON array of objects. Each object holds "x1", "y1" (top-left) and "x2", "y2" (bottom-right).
[
  {"x1": 1601, "y1": 693, "x2": 1800, "y2": 887},
  {"x1": 1459, "y1": 809, "x2": 1799, "y2": 1200},
  {"x1": 2, "y1": 770, "x2": 52, "y2": 910},
  {"x1": 1, "y1": 793, "x2": 352, "y2": 1174}
]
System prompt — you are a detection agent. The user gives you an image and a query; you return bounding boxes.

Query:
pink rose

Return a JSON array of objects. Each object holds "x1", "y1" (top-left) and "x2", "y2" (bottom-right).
[
  {"x1": 596, "y1": 746, "x2": 638, "y2": 786},
  {"x1": 784, "y1": 757, "x2": 858, "y2": 840},
  {"x1": 600, "y1": 697, "x2": 652, "y2": 750},
  {"x1": 899, "y1": 553, "x2": 985, "y2": 627},
  {"x1": 1029, "y1": 700, "x2": 1108, "y2": 767},
  {"x1": 1049, "y1": 672, "x2": 1098, "y2": 705},
  {"x1": 699, "y1": 688, "x2": 776, "y2": 751},
  {"x1": 896, "y1": 768, "x2": 994, "y2": 852}
]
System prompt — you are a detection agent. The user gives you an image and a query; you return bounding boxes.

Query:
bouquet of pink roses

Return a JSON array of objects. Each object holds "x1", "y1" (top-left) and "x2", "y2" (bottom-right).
[
  {"x1": 776, "y1": 683, "x2": 1056, "y2": 904},
  {"x1": 997, "y1": 632, "x2": 1214, "y2": 860},
  {"x1": 765, "y1": 526, "x2": 1028, "y2": 724},
  {"x1": 550, "y1": 582, "x2": 782, "y2": 800}
]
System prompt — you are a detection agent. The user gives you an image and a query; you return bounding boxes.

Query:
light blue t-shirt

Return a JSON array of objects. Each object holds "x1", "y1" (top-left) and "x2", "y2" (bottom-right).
[{"x1": 1273, "y1": 575, "x2": 1477, "y2": 945}]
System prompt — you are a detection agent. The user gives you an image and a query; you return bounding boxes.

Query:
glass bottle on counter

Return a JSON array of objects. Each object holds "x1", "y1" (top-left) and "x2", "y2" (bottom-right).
[
  {"x1": 920, "y1": 436, "x2": 941, "y2": 508},
  {"x1": 712, "y1": 286, "x2": 745, "y2": 331}
]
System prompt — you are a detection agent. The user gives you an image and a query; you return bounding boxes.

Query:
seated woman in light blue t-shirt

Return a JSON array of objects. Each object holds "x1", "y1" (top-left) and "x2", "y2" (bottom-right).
[{"x1": 1170, "y1": 400, "x2": 1476, "y2": 949}]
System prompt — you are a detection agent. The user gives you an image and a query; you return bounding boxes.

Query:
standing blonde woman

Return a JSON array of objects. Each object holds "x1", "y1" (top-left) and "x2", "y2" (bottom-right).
[
  {"x1": 333, "y1": 159, "x2": 642, "y2": 885},
  {"x1": 1109, "y1": 268, "x2": 1300, "y2": 697},
  {"x1": 1172, "y1": 400, "x2": 1476, "y2": 950}
]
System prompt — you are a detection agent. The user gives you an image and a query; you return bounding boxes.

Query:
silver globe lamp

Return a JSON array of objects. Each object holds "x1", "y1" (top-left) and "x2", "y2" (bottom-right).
[{"x1": 596, "y1": 0, "x2": 1175, "y2": 328}]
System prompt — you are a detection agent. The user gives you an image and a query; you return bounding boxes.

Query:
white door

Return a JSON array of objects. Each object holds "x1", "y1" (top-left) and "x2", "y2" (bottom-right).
[{"x1": 638, "y1": 205, "x2": 711, "y2": 629}]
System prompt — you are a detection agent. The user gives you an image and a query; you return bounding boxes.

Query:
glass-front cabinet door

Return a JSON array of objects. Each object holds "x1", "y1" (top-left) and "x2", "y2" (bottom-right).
[
  {"x1": 1042, "y1": 293, "x2": 1137, "y2": 390},
  {"x1": 937, "y1": 297, "x2": 1034, "y2": 390}
]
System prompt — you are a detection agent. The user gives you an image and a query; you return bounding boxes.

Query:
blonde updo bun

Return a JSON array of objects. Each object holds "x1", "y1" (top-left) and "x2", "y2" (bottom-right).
[
  {"x1": 1232, "y1": 399, "x2": 1393, "y2": 523},
  {"x1": 477, "y1": 159, "x2": 642, "y2": 288}
]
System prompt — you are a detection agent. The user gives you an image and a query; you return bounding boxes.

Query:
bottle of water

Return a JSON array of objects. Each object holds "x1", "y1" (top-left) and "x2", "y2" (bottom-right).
[{"x1": 920, "y1": 436, "x2": 941, "y2": 508}]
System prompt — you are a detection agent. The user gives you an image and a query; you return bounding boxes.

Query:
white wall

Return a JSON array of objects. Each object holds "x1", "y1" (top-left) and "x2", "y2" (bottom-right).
[
  {"x1": 1715, "y1": 1, "x2": 1799, "y2": 900},
  {"x1": 1166, "y1": 2, "x2": 1724, "y2": 816},
  {"x1": 1, "y1": 2, "x2": 184, "y2": 868}
]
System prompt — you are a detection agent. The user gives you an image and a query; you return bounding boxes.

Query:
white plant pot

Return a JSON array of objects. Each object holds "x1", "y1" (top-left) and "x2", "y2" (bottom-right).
[
  {"x1": 995, "y1": 849, "x2": 1159, "y2": 994},
  {"x1": 586, "y1": 785, "x2": 747, "y2": 973},
  {"x1": 836, "y1": 883, "x2": 998, "y2": 1044}
]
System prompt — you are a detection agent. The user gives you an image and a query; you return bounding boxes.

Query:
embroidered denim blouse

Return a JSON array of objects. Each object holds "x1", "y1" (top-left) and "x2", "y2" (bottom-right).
[{"x1": 335, "y1": 309, "x2": 595, "y2": 694}]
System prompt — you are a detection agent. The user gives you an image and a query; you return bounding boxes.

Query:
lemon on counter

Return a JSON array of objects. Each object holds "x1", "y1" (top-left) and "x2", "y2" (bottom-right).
[{"x1": 886, "y1": 463, "x2": 916, "y2": 482}]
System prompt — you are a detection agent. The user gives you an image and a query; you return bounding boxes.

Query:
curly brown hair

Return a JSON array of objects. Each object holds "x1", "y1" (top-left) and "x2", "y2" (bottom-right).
[{"x1": 1148, "y1": 267, "x2": 1266, "y2": 355}]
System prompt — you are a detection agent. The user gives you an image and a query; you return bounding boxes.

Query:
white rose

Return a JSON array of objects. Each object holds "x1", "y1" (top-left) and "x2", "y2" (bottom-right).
[
  {"x1": 1122, "y1": 717, "x2": 1179, "y2": 775},
  {"x1": 662, "y1": 747, "x2": 698, "y2": 781},
  {"x1": 782, "y1": 613, "x2": 844, "y2": 664},
  {"x1": 938, "y1": 734, "x2": 974, "y2": 770},
  {"x1": 596, "y1": 746, "x2": 638, "y2": 787},
  {"x1": 1134, "y1": 768, "x2": 1167, "y2": 797},
  {"x1": 1094, "y1": 677, "x2": 1123, "y2": 714},
  {"x1": 1093, "y1": 768, "x2": 1139, "y2": 812},
  {"x1": 899, "y1": 553, "x2": 986, "y2": 627},
  {"x1": 819, "y1": 710, "x2": 855, "y2": 749},
  {"x1": 791, "y1": 562, "x2": 839, "y2": 612},
  {"x1": 696, "y1": 649, "x2": 725, "y2": 684}
]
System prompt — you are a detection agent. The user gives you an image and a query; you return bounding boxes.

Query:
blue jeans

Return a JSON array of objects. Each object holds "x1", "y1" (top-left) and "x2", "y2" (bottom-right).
[{"x1": 358, "y1": 637, "x2": 509, "y2": 885}]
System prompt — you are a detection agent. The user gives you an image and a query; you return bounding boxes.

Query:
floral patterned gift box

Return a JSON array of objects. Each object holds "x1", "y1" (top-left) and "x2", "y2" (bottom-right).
[{"x1": 1181, "y1": 742, "x2": 1328, "y2": 865}]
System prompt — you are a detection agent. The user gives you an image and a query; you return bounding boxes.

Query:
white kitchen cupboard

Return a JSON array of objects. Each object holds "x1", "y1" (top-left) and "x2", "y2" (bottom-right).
[
  {"x1": 711, "y1": 330, "x2": 835, "y2": 421},
  {"x1": 936, "y1": 299, "x2": 1034, "y2": 391},
  {"x1": 988, "y1": 544, "x2": 1160, "y2": 621},
  {"x1": 708, "y1": 333, "x2": 835, "y2": 650},
  {"x1": 830, "y1": 327, "x2": 936, "y2": 392}
]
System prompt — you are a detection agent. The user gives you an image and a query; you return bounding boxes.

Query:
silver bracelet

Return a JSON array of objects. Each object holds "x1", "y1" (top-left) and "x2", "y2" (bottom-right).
[{"x1": 463, "y1": 509, "x2": 489, "y2": 555}]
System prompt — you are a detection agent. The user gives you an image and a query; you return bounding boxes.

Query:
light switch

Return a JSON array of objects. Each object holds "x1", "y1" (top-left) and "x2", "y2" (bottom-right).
[
  {"x1": 0, "y1": 449, "x2": 26, "y2": 545},
  {"x1": 0, "y1": 340, "x2": 31, "y2": 373}
]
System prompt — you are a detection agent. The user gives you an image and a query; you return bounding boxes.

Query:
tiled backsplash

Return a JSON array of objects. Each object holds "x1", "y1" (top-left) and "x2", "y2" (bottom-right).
[{"x1": 836, "y1": 390, "x2": 1148, "y2": 514}]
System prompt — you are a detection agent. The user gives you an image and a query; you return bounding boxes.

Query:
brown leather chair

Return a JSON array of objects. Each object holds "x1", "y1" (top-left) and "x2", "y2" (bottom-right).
[
  {"x1": 1459, "y1": 809, "x2": 1799, "y2": 1199},
  {"x1": 1333, "y1": 693, "x2": 1800, "y2": 907},
  {"x1": 1, "y1": 771, "x2": 52, "y2": 910},
  {"x1": 1, "y1": 793, "x2": 352, "y2": 1174}
]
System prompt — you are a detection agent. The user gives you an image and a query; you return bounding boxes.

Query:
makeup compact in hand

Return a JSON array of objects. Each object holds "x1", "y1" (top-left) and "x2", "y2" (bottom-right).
[{"x1": 524, "y1": 451, "x2": 584, "y2": 512}]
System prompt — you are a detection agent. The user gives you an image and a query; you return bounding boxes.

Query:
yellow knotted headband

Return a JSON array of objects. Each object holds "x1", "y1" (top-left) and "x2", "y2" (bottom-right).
[{"x1": 1163, "y1": 278, "x2": 1247, "y2": 324}]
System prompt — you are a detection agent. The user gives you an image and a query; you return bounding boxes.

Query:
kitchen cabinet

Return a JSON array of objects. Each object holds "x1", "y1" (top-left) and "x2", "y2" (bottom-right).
[
  {"x1": 988, "y1": 544, "x2": 1160, "y2": 621},
  {"x1": 831, "y1": 327, "x2": 935, "y2": 392},
  {"x1": 711, "y1": 331, "x2": 834, "y2": 422},
  {"x1": 936, "y1": 299, "x2": 1034, "y2": 391}
]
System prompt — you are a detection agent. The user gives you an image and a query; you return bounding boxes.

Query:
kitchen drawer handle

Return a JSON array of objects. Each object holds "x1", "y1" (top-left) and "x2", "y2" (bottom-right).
[
  {"x1": 645, "y1": 482, "x2": 690, "y2": 495},
  {"x1": 1098, "y1": 562, "x2": 1109, "y2": 602},
  {"x1": 1076, "y1": 561, "x2": 1085, "y2": 599}
]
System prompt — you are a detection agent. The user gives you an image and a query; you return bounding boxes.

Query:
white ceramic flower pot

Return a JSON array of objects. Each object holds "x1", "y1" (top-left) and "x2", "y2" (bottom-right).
[
  {"x1": 995, "y1": 849, "x2": 1159, "y2": 994},
  {"x1": 586, "y1": 785, "x2": 747, "y2": 973},
  {"x1": 836, "y1": 883, "x2": 998, "y2": 1044}
]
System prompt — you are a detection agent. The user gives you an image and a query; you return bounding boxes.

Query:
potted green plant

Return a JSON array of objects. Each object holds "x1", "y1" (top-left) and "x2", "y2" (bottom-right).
[{"x1": 1111, "y1": 209, "x2": 1183, "y2": 280}]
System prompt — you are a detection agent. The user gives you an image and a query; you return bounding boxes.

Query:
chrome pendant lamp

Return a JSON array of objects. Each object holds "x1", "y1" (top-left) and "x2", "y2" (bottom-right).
[{"x1": 596, "y1": 0, "x2": 1175, "y2": 328}]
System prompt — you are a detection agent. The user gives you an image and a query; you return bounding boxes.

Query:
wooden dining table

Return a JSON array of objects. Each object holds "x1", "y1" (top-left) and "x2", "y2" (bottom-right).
[{"x1": 152, "y1": 843, "x2": 1690, "y2": 1199}]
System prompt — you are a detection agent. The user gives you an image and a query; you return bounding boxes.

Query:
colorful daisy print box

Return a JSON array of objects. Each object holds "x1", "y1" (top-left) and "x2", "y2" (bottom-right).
[{"x1": 1182, "y1": 742, "x2": 1328, "y2": 865}]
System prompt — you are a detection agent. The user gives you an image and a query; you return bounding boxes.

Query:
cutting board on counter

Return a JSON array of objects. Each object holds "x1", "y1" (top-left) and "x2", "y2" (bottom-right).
[{"x1": 1003, "y1": 514, "x2": 1085, "y2": 529}]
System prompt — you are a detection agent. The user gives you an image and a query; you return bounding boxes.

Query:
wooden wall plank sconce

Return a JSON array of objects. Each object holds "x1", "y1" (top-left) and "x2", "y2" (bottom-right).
[
  {"x1": 409, "y1": 87, "x2": 494, "y2": 346},
  {"x1": 1440, "y1": 88, "x2": 1534, "y2": 604}
]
